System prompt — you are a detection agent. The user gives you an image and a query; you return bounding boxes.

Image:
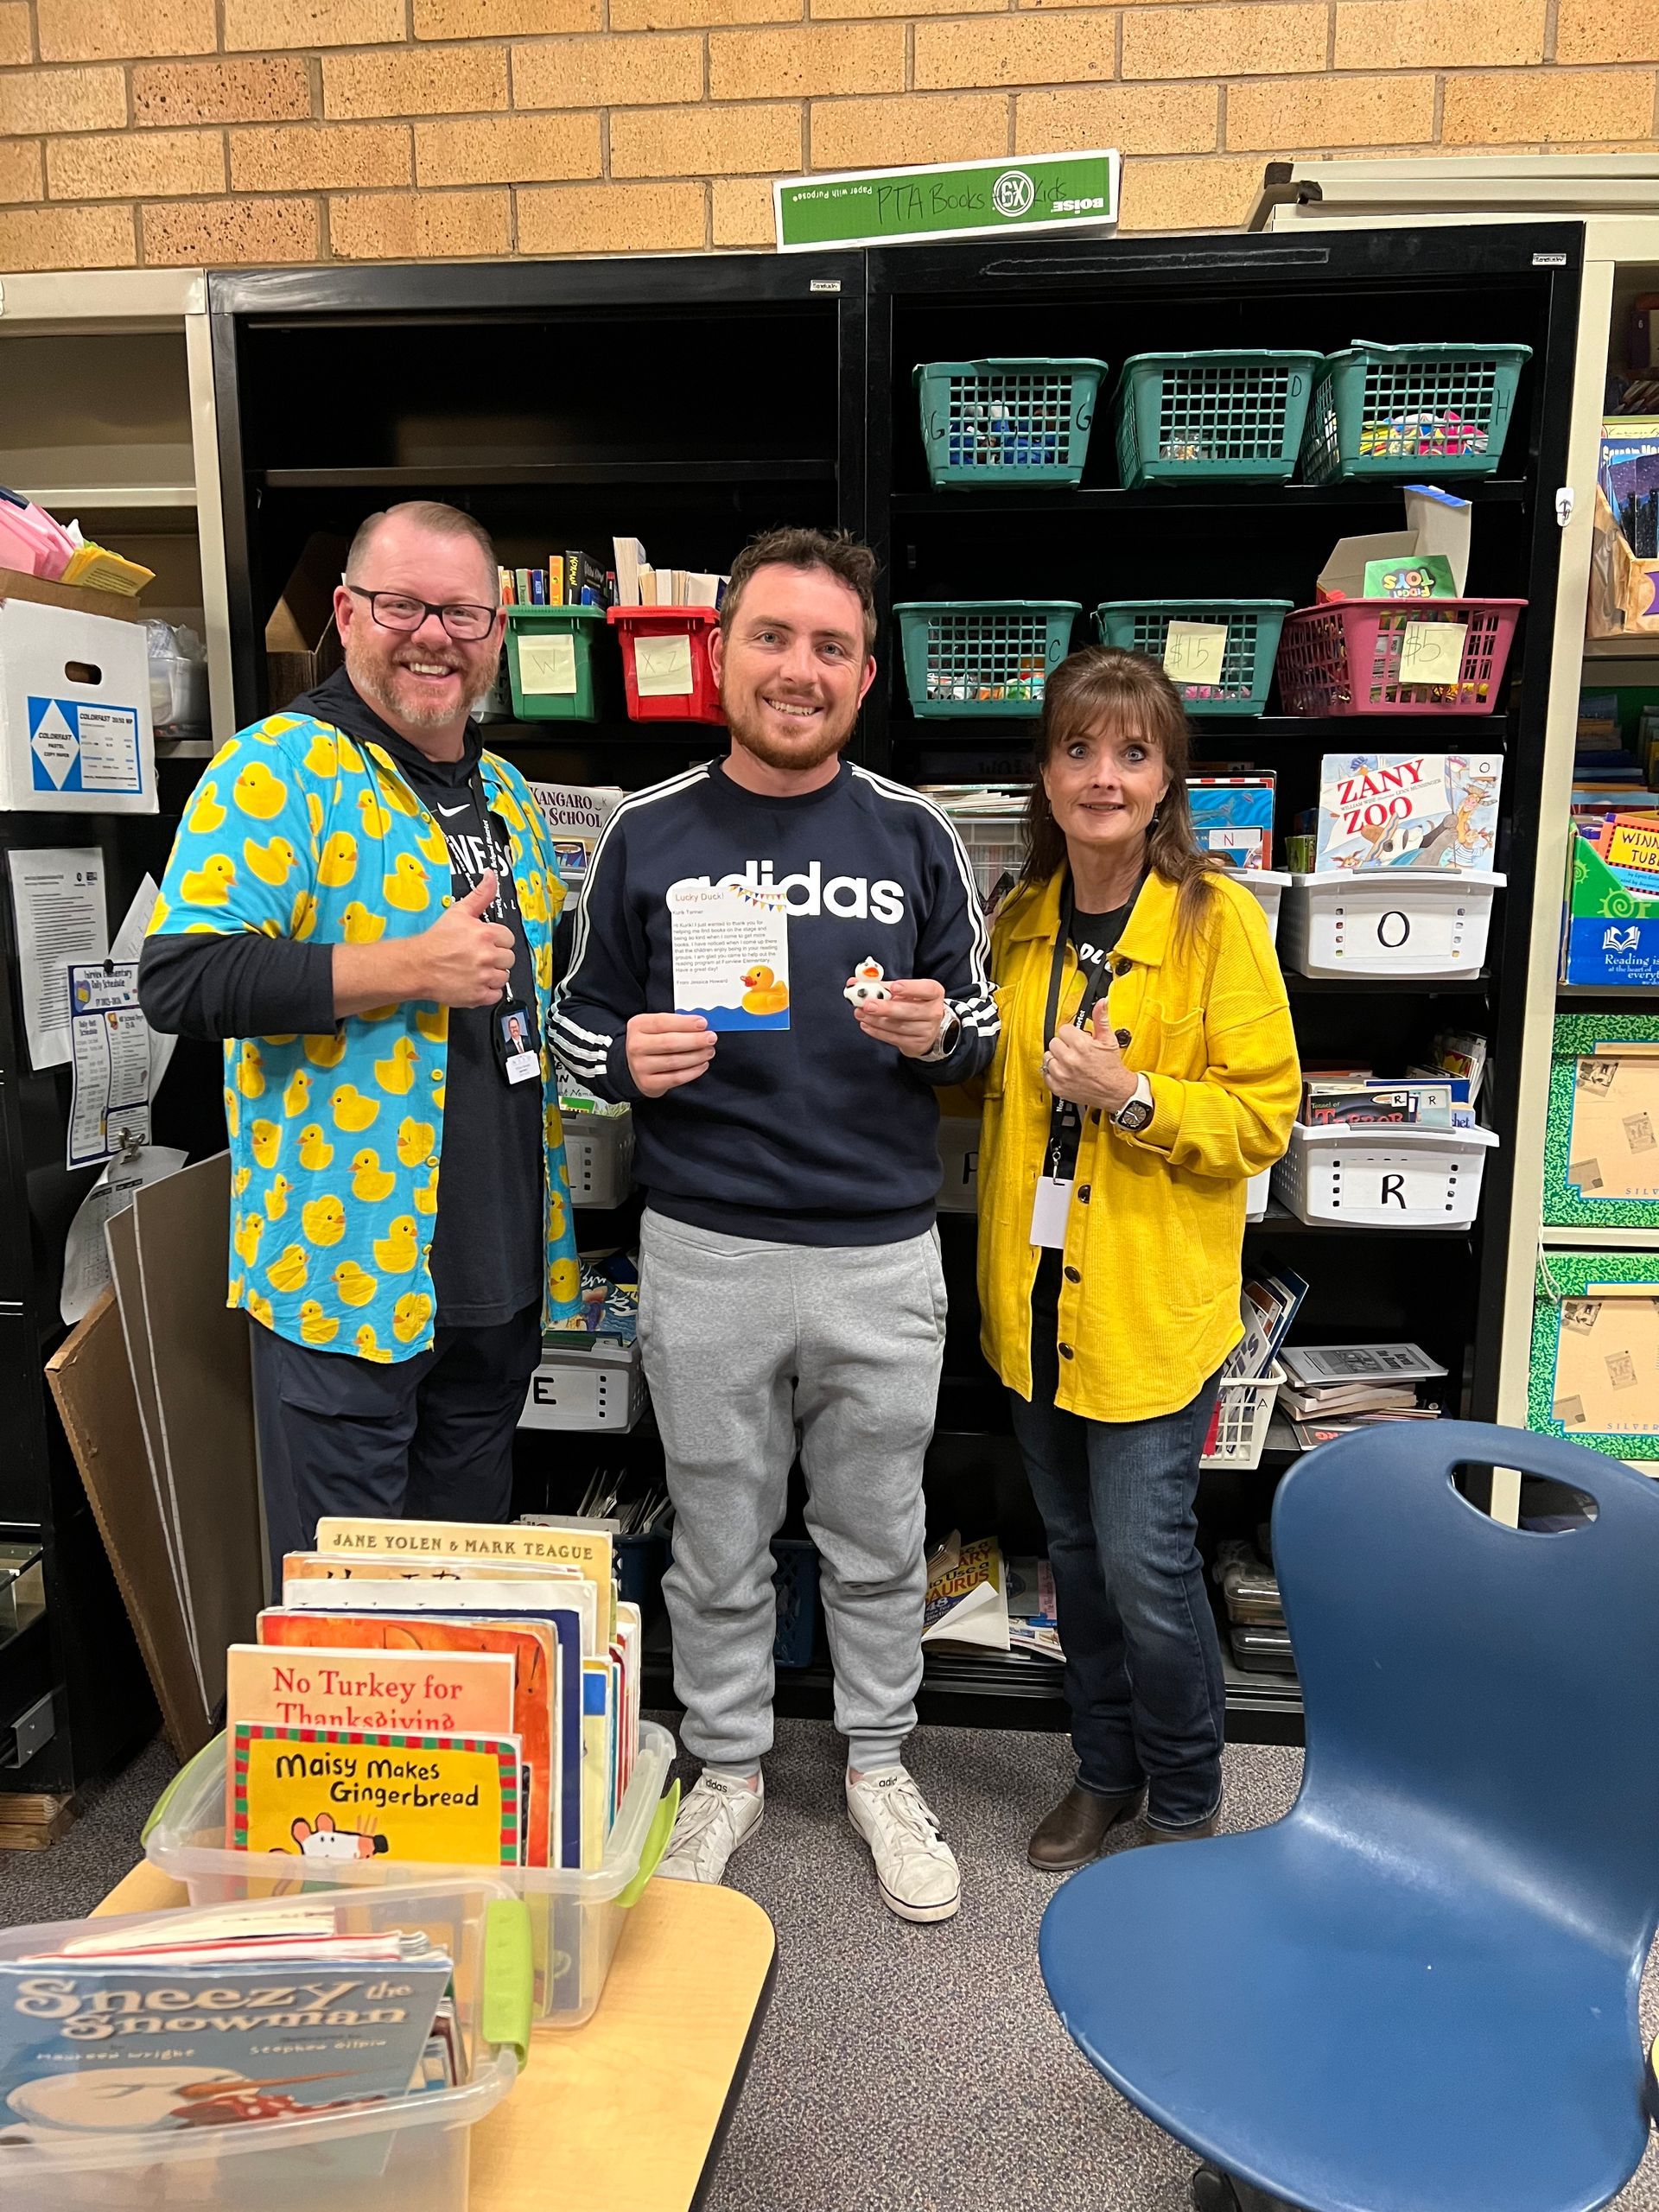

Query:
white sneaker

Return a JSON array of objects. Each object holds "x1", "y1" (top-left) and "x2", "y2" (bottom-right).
[
  {"x1": 846, "y1": 1767, "x2": 960, "y2": 1923},
  {"x1": 658, "y1": 1772, "x2": 764, "y2": 1885}
]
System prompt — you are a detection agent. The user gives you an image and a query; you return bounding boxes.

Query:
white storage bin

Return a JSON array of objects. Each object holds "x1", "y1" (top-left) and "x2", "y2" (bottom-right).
[
  {"x1": 146, "y1": 1719, "x2": 677, "y2": 2029},
  {"x1": 561, "y1": 1106, "x2": 634, "y2": 1208},
  {"x1": 0, "y1": 1878, "x2": 525, "y2": 2212},
  {"x1": 938, "y1": 1114, "x2": 982, "y2": 1213},
  {"x1": 1245, "y1": 1166, "x2": 1269, "y2": 1221},
  {"x1": 521, "y1": 1333, "x2": 645, "y2": 1433},
  {"x1": 1280, "y1": 868, "x2": 1503, "y2": 978},
  {"x1": 1237, "y1": 868, "x2": 1292, "y2": 944},
  {"x1": 1273, "y1": 1121, "x2": 1499, "y2": 1230},
  {"x1": 1202, "y1": 1362, "x2": 1285, "y2": 1470}
]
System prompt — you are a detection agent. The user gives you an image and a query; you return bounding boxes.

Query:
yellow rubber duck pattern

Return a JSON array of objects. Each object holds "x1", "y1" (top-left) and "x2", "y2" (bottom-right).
[{"x1": 149, "y1": 710, "x2": 582, "y2": 1359}]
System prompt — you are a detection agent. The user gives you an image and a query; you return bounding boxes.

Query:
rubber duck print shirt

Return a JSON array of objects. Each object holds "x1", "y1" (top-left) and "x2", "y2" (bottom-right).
[{"x1": 146, "y1": 685, "x2": 584, "y2": 1363}]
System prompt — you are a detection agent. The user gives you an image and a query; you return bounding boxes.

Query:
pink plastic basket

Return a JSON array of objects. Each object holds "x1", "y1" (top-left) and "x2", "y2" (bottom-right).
[{"x1": 1276, "y1": 597, "x2": 1524, "y2": 716}]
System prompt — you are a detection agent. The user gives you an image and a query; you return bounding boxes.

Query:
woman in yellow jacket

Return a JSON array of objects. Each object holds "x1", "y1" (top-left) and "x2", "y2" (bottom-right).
[{"x1": 977, "y1": 647, "x2": 1300, "y2": 1864}]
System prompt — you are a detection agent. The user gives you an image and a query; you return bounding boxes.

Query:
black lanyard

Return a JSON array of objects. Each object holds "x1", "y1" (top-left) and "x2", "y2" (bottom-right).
[
  {"x1": 1041, "y1": 884, "x2": 1118, "y2": 1175},
  {"x1": 466, "y1": 766, "x2": 541, "y2": 1078}
]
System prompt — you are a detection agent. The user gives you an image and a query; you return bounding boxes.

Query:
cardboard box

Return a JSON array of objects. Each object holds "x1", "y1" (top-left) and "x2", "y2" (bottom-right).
[
  {"x1": 1317, "y1": 486, "x2": 1471, "y2": 602},
  {"x1": 265, "y1": 531, "x2": 348, "y2": 709},
  {"x1": 0, "y1": 569, "x2": 155, "y2": 813},
  {"x1": 1588, "y1": 485, "x2": 1659, "y2": 641},
  {"x1": 1561, "y1": 830, "x2": 1659, "y2": 985}
]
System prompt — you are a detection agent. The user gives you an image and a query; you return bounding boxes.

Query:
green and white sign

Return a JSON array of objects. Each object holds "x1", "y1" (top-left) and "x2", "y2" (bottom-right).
[{"x1": 774, "y1": 149, "x2": 1119, "y2": 254}]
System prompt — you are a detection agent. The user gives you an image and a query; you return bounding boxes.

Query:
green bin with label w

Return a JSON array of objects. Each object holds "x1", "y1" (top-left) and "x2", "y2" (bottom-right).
[{"x1": 505, "y1": 605, "x2": 608, "y2": 722}]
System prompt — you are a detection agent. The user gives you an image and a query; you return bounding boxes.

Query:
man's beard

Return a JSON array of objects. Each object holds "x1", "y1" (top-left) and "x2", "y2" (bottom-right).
[
  {"x1": 347, "y1": 639, "x2": 499, "y2": 728},
  {"x1": 722, "y1": 692, "x2": 855, "y2": 772}
]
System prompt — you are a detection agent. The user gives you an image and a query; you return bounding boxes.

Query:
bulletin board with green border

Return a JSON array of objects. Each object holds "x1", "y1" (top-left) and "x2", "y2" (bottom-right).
[
  {"x1": 1529, "y1": 1249, "x2": 1659, "y2": 1459},
  {"x1": 1544, "y1": 1013, "x2": 1659, "y2": 1229}
]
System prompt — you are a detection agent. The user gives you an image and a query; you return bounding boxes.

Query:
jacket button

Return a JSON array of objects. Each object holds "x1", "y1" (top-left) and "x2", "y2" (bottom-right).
[
  {"x1": 1115, "y1": 1027, "x2": 1132, "y2": 1049},
  {"x1": 1077, "y1": 1185, "x2": 1090, "y2": 1204},
  {"x1": 1064, "y1": 1265, "x2": 1082, "y2": 1283},
  {"x1": 1114, "y1": 957, "x2": 1132, "y2": 977},
  {"x1": 1058, "y1": 1342, "x2": 1075, "y2": 1360}
]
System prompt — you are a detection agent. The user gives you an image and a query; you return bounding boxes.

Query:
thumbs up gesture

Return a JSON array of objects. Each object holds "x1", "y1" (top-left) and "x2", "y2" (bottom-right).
[{"x1": 411, "y1": 868, "x2": 517, "y2": 1007}]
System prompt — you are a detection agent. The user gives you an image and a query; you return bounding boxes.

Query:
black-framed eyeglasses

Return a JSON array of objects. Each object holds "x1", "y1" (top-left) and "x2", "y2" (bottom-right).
[{"x1": 342, "y1": 582, "x2": 498, "y2": 642}]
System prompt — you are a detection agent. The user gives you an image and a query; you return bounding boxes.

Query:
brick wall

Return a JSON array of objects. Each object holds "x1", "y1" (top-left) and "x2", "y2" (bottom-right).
[{"x1": 1, "y1": 0, "x2": 1655, "y2": 269}]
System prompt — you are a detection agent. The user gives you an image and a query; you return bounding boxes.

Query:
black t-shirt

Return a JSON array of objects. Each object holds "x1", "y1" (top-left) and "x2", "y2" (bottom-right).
[
  {"x1": 1031, "y1": 897, "x2": 1134, "y2": 1375},
  {"x1": 366, "y1": 724, "x2": 544, "y2": 1332}
]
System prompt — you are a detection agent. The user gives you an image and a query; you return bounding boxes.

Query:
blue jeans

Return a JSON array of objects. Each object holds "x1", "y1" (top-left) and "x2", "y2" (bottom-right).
[{"x1": 1009, "y1": 1357, "x2": 1225, "y2": 1830}]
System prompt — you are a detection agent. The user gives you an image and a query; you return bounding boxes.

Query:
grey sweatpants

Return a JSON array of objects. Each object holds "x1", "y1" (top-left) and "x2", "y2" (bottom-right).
[{"x1": 637, "y1": 1208, "x2": 948, "y2": 1773}]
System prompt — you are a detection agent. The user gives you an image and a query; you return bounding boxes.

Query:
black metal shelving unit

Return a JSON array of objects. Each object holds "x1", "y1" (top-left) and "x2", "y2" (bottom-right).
[{"x1": 195, "y1": 224, "x2": 1580, "y2": 1752}]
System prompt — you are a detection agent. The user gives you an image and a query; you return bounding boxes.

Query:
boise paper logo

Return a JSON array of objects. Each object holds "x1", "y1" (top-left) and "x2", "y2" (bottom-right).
[{"x1": 992, "y1": 170, "x2": 1035, "y2": 219}]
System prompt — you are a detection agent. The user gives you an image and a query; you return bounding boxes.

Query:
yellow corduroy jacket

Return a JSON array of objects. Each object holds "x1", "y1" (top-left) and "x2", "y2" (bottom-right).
[{"x1": 976, "y1": 864, "x2": 1300, "y2": 1425}]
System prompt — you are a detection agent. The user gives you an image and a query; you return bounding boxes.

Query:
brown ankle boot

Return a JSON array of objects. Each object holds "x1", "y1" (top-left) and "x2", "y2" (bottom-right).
[{"x1": 1027, "y1": 1783, "x2": 1145, "y2": 1871}]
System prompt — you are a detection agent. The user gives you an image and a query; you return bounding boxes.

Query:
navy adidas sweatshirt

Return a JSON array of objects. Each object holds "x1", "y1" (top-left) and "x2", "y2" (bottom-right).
[{"x1": 550, "y1": 759, "x2": 997, "y2": 1245}]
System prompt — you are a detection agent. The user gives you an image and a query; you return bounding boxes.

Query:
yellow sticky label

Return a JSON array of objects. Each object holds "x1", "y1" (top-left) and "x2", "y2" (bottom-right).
[
  {"x1": 633, "y1": 634, "x2": 695, "y2": 696},
  {"x1": 518, "y1": 634, "x2": 577, "y2": 696},
  {"x1": 1162, "y1": 620, "x2": 1228, "y2": 685},
  {"x1": 1399, "y1": 620, "x2": 1467, "y2": 687}
]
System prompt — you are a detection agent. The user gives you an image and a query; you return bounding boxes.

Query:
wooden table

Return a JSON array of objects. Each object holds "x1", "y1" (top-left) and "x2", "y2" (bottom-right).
[{"x1": 95, "y1": 1861, "x2": 777, "y2": 2212}]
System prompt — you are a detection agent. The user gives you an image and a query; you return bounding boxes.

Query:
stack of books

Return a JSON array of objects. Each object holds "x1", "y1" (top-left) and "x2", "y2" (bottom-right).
[
  {"x1": 610, "y1": 537, "x2": 729, "y2": 609},
  {"x1": 1298, "y1": 1034, "x2": 1485, "y2": 1131},
  {"x1": 498, "y1": 550, "x2": 612, "y2": 607},
  {"x1": 1280, "y1": 1343, "x2": 1447, "y2": 1449},
  {"x1": 228, "y1": 1513, "x2": 640, "y2": 1876}
]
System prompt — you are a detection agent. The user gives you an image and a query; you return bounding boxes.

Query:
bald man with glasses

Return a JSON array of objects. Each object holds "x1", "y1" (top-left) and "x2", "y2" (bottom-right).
[{"x1": 141, "y1": 499, "x2": 586, "y2": 1576}]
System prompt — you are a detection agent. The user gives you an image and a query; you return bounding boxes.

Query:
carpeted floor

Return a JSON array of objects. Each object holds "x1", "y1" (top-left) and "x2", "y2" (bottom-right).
[{"x1": 7, "y1": 1719, "x2": 1659, "y2": 2212}]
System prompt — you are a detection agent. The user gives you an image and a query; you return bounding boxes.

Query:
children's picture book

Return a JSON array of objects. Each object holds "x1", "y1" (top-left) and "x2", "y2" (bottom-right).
[
  {"x1": 1543, "y1": 1015, "x2": 1659, "y2": 1225},
  {"x1": 314, "y1": 1513, "x2": 616, "y2": 1649},
  {"x1": 921, "y1": 1533, "x2": 1009, "y2": 1650},
  {"x1": 231, "y1": 1723, "x2": 524, "y2": 1866},
  {"x1": 279, "y1": 1571, "x2": 597, "y2": 1662},
  {"x1": 526, "y1": 782, "x2": 623, "y2": 893},
  {"x1": 1281, "y1": 1344, "x2": 1447, "y2": 1387},
  {"x1": 1315, "y1": 753, "x2": 1503, "y2": 873},
  {"x1": 223, "y1": 1644, "x2": 518, "y2": 1836},
  {"x1": 1530, "y1": 1252, "x2": 1659, "y2": 1455},
  {"x1": 1225, "y1": 1264, "x2": 1308, "y2": 1379},
  {"x1": 258, "y1": 1610, "x2": 559, "y2": 1870},
  {"x1": 0, "y1": 1929, "x2": 454, "y2": 2138},
  {"x1": 1187, "y1": 776, "x2": 1275, "y2": 871}
]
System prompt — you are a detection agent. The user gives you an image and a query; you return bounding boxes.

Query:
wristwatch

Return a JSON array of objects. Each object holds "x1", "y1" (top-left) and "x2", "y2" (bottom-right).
[
  {"x1": 1111, "y1": 1072, "x2": 1155, "y2": 1133},
  {"x1": 921, "y1": 1008, "x2": 962, "y2": 1062}
]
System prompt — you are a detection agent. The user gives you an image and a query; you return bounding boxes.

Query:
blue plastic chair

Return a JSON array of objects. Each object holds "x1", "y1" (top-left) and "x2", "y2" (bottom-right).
[{"x1": 1039, "y1": 1420, "x2": 1659, "y2": 2212}]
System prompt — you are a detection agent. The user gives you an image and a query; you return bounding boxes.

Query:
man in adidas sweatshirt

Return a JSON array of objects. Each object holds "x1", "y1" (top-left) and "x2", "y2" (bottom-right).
[{"x1": 552, "y1": 528, "x2": 996, "y2": 1923}]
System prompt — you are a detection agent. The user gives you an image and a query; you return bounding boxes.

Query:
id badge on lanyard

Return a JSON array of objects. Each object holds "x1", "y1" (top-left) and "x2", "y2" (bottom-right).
[
  {"x1": 1029, "y1": 892, "x2": 1111, "y2": 1249},
  {"x1": 467, "y1": 766, "x2": 539, "y2": 1089}
]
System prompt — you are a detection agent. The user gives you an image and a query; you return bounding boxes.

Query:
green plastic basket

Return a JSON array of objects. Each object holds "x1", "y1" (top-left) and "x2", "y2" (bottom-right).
[
  {"x1": 1299, "y1": 340, "x2": 1532, "y2": 483},
  {"x1": 914, "y1": 359, "x2": 1109, "y2": 489},
  {"x1": 1094, "y1": 599, "x2": 1294, "y2": 717},
  {"x1": 1114, "y1": 350, "x2": 1325, "y2": 487},
  {"x1": 894, "y1": 601, "x2": 1079, "y2": 718},
  {"x1": 505, "y1": 604, "x2": 609, "y2": 721}
]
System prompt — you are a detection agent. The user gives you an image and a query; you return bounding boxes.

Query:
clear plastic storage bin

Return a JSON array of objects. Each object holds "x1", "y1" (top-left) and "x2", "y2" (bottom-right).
[
  {"x1": 145, "y1": 1720, "x2": 677, "y2": 2028},
  {"x1": 1272, "y1": 1121, "x2": 1499, "y2": 1230},
  {"x1": 0, "y1": 1878, "x2": 529, "y2": 2212},
  {"x1": 1280, "y1": 869, "x2": 1503, "y2": 978}
]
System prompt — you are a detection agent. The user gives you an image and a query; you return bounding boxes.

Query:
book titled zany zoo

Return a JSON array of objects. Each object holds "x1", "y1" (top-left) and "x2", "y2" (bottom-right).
[{"x1": 231, "y1": 1724, "x2": 524, "y2": 1866}]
